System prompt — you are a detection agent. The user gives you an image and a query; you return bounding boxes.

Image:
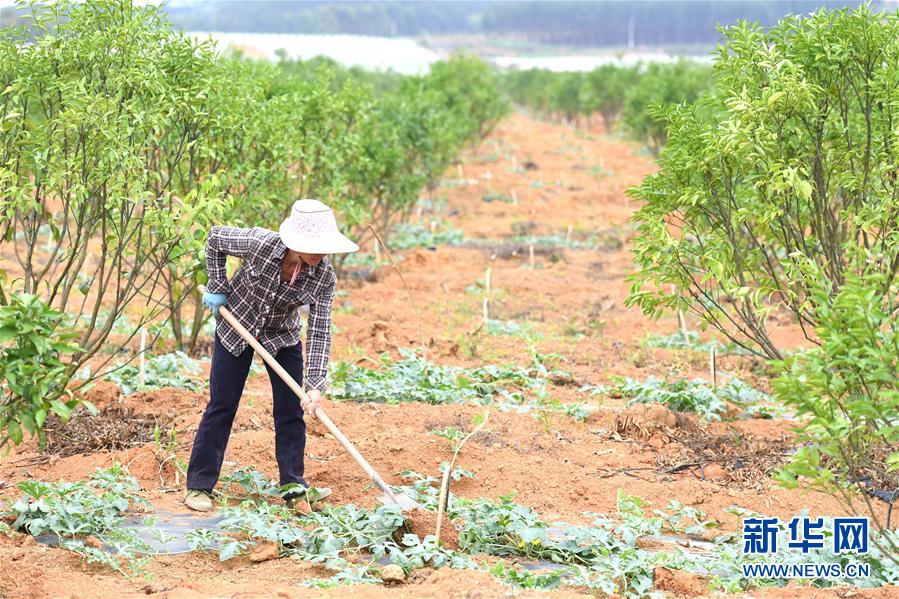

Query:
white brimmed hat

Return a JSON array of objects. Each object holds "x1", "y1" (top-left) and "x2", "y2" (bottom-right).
[{"x1": 279, "y1": 199, "x2": 359, "y2": 254}]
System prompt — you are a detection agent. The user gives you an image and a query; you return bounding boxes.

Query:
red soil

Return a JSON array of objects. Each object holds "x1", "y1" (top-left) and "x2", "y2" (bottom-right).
[{"x1": 0, "y1": 111, "x2": 891, "y2": 598}]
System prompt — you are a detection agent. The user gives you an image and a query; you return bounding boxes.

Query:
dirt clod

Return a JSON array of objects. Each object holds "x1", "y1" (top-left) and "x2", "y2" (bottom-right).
[
  {"x1": 249, "y1": 541, "x2": 280, "y2": 562},
  {"x1": 405, "y1": 508, "x2": 460, "y2": 552},
  {"x1": 380, "y1": 563, "x2": 406, "y2": 584},
  {"x1": 653, "y1": 565, "x2": 707, "y2": 597}
]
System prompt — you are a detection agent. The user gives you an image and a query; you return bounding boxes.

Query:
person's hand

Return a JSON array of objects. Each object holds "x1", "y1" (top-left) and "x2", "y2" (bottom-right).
[
  {"x1": 301, "y1": 389, "x2": 323, "y2": 418},
  {"x1": 202, "y1": 291, "x2": 228, "y2": 313}
]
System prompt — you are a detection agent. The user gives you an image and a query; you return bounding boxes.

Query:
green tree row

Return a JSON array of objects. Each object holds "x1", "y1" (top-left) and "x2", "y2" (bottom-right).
[
  {"x1": 0, "y1": 0, "x2": 508, "y2": 449},
  {"x1": 500, "y1": 60, "x2": 714, "y2": 154},
  {"x1": 626, "y1": 4, "x2": 899, "y2": 553}
]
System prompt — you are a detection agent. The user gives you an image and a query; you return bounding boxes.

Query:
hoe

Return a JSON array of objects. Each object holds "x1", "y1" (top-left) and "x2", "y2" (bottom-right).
[{"x1": 198, "y1": 285, "x2": 419, "y2": 511}]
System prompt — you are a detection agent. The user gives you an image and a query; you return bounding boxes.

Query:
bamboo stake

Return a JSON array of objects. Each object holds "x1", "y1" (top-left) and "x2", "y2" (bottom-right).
[
  {"x1": 529, "y1": 244, "x2": 535, "y2": 269},
  {"x1": 482, "y1": 297, "x2": 489, "y2": 326},
  {"x1": 484, "y1": 267, "x2": 492, "y2": 294},
  {"x1": 710, "y1": 345, "x2": 718, "y2": 388},
  {"x1": 678, "y1": 310, "x2": 688, "y2": 337},
  {"x1": 565, "y1": 224, "x2": 573, "y2": 244}
]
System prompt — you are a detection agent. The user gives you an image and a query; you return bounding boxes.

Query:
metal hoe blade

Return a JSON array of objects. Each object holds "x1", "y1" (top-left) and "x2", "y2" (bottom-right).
[{"x1": 378, "y1": 492, "x2": 421, "y2": 511}]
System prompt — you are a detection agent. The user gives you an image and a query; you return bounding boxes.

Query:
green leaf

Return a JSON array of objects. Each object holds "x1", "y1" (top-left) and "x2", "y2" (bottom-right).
[{"x1": 7, "y1": 420, "x2": 23, "y2": 445}]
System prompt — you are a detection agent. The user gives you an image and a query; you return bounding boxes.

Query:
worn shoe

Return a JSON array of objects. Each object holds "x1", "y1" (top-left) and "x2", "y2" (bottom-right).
[
  {"x1": 185, "y1": 488, "x2": 213, "y2": 512},
  {"x1": 284, "y1": 486, "x2": 333, "y2": 510}
]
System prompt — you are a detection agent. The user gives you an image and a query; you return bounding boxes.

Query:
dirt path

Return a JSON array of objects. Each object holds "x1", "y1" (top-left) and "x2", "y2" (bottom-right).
[{"x1": 0, "y1": 111, "x2": 891, "y2": 598}]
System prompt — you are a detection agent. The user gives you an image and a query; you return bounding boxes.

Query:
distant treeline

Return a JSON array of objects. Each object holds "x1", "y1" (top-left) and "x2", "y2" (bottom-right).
[
  {"x1": 149, "y1": 0, "x2": 880, "y2": 48},
  {"x1": 500, "y1": 61, "x2": 715, "y2": 154}
]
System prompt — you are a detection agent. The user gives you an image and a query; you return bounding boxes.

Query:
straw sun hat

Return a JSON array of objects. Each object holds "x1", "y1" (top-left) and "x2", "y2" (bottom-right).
[{"x1": 279, "y1": 199, "x2": 359, "y2": 254}]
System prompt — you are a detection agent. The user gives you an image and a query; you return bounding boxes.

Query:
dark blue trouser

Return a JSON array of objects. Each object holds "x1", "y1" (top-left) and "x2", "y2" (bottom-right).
[{"x1": 186, "y1": 332, "x2": 307, "y2": 492}]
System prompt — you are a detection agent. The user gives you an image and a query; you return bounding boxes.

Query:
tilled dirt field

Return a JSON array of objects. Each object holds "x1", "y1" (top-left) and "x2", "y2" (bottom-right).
[{"x1": 0, "y1": 111, "x2": 893, "y2": 598}]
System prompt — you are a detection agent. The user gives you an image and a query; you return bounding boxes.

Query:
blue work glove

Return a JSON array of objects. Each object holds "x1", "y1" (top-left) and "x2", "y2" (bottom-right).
[{"x1": 202, "y1": 291, "x2": 228, "y2": 313}]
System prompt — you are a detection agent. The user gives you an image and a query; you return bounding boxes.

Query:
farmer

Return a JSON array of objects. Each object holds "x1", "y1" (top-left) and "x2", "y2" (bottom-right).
[{"x1": 184, "y1": 199, "x2": 359, "y2": 512}]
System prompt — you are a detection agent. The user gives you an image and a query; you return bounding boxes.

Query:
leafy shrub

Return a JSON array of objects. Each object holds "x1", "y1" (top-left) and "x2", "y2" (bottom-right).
[
  {"x1": 0, "y1": 0, "x2": 508, "y2": 447},
  {"x1": 624, "y1": 4, "x2": 899, "y2": 542},
  {"x1": 581, "y1": 63, "x2": 641, "y2": 132},
  {"x1": 1, "y1": 0, "x2": 227, "y2": 366},
  {"x1": 774, "y1": 274, "x2": 899, "y2": 550},
  {"x1": 626, "y1": 5, "x2": 899, "y2": 362},
  {"x1": 619, "y1": 60, "x2": 714, "y2": 154},
  {"x1": 0, "y1": 294, "x2": 83, "y2": 449}
]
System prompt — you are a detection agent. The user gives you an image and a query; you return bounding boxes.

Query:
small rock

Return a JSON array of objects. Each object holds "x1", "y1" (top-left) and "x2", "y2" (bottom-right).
[
  {"x1": 381, "y1": 564, "x2": 406, "y2": 584},
  {"x1": 249, "y1": 542, "x2": 280, "y2": 563},
  {"x1": 142, "y1": 583, "x2": 173, "y2": 595},
  {"x1": 702, "y1": 463, "x2": 728, "y2": 481}
]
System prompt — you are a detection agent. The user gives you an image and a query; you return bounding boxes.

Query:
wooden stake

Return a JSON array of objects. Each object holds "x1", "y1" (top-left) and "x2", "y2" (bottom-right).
[
  {"x1": 710, "y1": 345, "x2": 718, "y2": 388},
  {"x1": 367, "y1": 225, "x2": 409, "y2": 293},
  {"x1": 529, "y1": 244, "x2": 535, "y2": 269},
  {"x1": 373, "y1": 238, "x2": 382, "y2": 266},
  {"x1": 139, "y1": 329, "x2": 147, "y2": 386},
  {"x1": 672, "y1": 284, "x2": 688, "y2": 337},
  {"x1": 482, "y1": 298, "x2": 489, "y2": 328},
  {"x1": 435, "y1": 466, "x2": 452, "y2": 545},
  {"x1": 485, "y1": 267, "x2": 492, "y2": 294}
]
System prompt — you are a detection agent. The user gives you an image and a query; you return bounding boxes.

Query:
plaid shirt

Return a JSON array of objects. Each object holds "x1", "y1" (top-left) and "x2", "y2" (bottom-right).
[{"x1": 204, "y1": 225, "x2": 336, "y2": 392}]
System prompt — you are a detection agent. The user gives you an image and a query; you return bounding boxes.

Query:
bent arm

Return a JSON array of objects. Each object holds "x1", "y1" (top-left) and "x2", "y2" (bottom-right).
[
  {"x1": 304, "y1": 282, "x2": 335, "y2": 393},
  {"x1": 205, "y1": 225, "x2": 257, "y2": 295}
]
